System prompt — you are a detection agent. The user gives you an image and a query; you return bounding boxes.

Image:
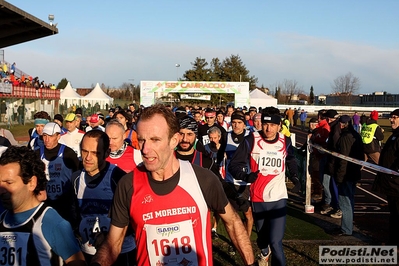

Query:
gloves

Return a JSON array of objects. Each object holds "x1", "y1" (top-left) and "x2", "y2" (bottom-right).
[
  {"x1": 93, "y1": 231, "x2": 108, "y2": 250},
  {"x1": 290, "y1": 175, "x2": 301, "y2": 193},
  {"x1": 235, "y1": 195, "x2": 250, "y2": 213},
  {"x1": 244, "y1": 170, "x2": 260, "y2": 183}
]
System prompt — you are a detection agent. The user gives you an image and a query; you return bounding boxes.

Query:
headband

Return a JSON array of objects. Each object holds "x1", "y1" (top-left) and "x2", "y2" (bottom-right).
[
  {"x1": 205, "y1": 111, "x2": 216, "y2": 117},
  {"x1": 261, "y1": 114, "x2": 281, "y2": 125},
  {"x1": 34, "y1": 118, "x2": 49, "y2": 125}
]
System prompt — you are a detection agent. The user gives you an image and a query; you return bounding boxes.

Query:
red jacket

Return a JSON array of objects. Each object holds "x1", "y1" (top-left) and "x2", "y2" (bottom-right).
[{"x1": 311, "y1": 119, "x2": 330, "y2": 157}]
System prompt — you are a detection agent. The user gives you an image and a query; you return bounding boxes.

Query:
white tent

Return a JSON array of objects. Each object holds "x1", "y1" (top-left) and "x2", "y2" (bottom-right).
[
  {"x1": 60, "y1": 82, "x2": 82, "y2": 107},
  {"x1": 83, "y1": 83, "x2": 114, "y2": 109},
  {"x1": 250, "y1": 89, "x2": 277, "y2": 109}
]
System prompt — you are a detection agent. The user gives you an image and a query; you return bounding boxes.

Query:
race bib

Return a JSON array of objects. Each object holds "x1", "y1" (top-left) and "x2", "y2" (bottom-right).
[
  {"x1": 79, "y1": 215, "x2": 110, "y2": 254},
  {"x1": 256, "y1": 150, "x2": 283, "y2": 176},
  {"x1": 202, "y1": 135, "x2": 210, "y2": 145},
  {"x1": 46, "y1": 178, "x2": 64, "y2": 200},
  {"x1": 0, "y1": 232, "x2": 29, "y2": 266},
  {"x1": 145, "y1": 220, "x2": 198, "y2": 265}
]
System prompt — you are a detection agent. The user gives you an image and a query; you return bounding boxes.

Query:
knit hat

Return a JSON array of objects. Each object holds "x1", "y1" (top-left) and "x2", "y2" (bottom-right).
[
  {"x1": 249, "y1": 106, "x2": 257, "y2": 112},
  {"x1": 179, "y1": 116, "x2": 198, "y2": 135},
  {"x1": 53, "y1": 114, "x2": 63, "y2": 123},
  {"x1": 261, "y1": 113, "x2": 281, "y2": 125},
  {"x1": 390, "y1": 109, "x2": 399, "y2": 117},
  {"x1": 324, "y1": 109, "x2": 338, "y2": 119},
  {"x1": 231, "y1": 112, "x2": 245, "y2": 123},
  {"x1": 339, "y1": 115, "x2": 351, "y2": 124},
  {"x1": 370, "y1": 110, "x2": 378, "y2": 121}
]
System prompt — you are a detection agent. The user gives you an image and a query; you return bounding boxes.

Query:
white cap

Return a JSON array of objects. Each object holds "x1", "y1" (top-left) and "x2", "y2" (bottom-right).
[{"x1": 43, "y1": 122, "x2": 61, "y2": 135}]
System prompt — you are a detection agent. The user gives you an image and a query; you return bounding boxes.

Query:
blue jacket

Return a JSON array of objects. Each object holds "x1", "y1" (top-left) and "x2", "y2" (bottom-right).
[{"x1": 299, "y1": 111, "x2": 307, "y2": 122}]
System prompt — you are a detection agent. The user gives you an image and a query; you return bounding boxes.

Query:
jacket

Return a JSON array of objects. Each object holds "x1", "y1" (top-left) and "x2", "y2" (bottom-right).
[
  {"x1": 373, "y1": 128, "x2": 399, "y2": 197},
  {"x1": 334, "y1": 125, "x2": 364, "y2": 184},
  {"x1": 326, "y1": 119, "x2": 341, "y2": 175},
  {"x1": 361, "y1": 119, "x2": 384, "y2": 154}
]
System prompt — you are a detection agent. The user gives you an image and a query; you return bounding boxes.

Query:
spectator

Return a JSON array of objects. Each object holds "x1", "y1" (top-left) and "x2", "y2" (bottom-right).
[
  {"x1": 17, "y1": 104, "x2": 24, "y2": 124},
  {"x1": 293, "y1": 108, "x2": 299, "y2": 126},
  {"x1": 10, "y1": 62, "x2": 16, "y2": 74},
  {"x1": 299, "y1": 109, "x2": 308, "y2": 131},
  {"x1": 0, "y1": 100, "x2": 7, "y2": 122},
  {"x1": 320, "y1": 109, "x2": 340, "y2": 217},
  {"x1": 286, "y1": 107, "x2": 294, "y2": 127},
  {"x1": 307, "y1": 118, "x2": 323, "y2": 201},
  {"x1": 13, "y1": 104, "x2": 17, "y2": 122},
  {"x1": 352, "y1": 112, "x2": 360, "y2": 133},
  {"x1": 0, "y1": 127, "x2": 17, "y2": 145},
  {"x1": 360, "y1": 110, "x2": 384, "y2": 165},
  {"x1": 373, "y1": 108, "x2": 399, "y2": 247},
  {"x1": 332, "y1": 115, "x2": 363, "y2": 236}
]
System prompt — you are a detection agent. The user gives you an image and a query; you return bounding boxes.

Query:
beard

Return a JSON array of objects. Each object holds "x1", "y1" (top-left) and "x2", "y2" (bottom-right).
[{"x1": 178, "y1": 141, "x2": 194, "y2": 152}]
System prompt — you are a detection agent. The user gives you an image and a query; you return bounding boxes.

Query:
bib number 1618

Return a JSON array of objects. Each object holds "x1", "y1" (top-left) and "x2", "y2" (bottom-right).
[{"x1": 151, "y1": 236, "x2": 192, "y2": 257}]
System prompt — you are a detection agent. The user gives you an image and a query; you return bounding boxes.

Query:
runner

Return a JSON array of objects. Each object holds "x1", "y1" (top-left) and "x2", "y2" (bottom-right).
[
  {"x1": 91, "y1": 104, "x2": 255, "y2": 266},
  {"x1": 229, "y1": 107, "x2": 299, "y2": 266},
  {"x1": 72, "y1": 130, "x2": 136, "y2": 264},
  {"x1": 0, "y1": 146, "x2": 86, "y2": 266},
  {"x1": 105, "y1": 119, "x2": 142, "y2": 173}
]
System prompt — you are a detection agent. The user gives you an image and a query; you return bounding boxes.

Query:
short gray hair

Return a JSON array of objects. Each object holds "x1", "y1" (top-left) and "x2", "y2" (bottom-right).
[{"x1": 208, "y1": 126, "x2": 221, "y2": 137}]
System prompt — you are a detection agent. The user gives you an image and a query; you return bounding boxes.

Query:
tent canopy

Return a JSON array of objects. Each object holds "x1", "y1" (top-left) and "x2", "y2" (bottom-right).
[
  {"x1": 60, "y1": 82, "x2": 81, "y2": 107},
  {"x1": 249, "y1": 89, "x2": 277, "y2": 109},
  {"x1": 83, "y1": 83, "x2": 113, "y2": 109},
  {"x1": 60, "y1": 82, "x2": 81, "y2": 99}
]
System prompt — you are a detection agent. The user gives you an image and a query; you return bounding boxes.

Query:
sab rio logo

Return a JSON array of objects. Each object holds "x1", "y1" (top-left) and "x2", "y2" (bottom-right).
[
  {"x1": 2, "y1": 234, "x2": 17, "y2": 244},
  {"x1": 156, "y1": 225, "x2": 180, "y2": 237}
]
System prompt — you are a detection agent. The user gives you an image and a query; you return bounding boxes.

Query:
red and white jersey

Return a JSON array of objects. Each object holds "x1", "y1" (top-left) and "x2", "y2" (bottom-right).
[
  {"x1": 106, "y1": 145, "x2": 142, "y2": 173},
  {"x1": 218, "y1": 121, "x2": 230, "y2": 132},
  {"x1": 249, "y1": 131, "x2": 288, "y2": 203},
  {"x1": 130, "y1": 160, "x2": 212, "y2": 266}
]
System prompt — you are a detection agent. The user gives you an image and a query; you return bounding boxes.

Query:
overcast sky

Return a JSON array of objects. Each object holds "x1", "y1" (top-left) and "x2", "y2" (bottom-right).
[{"x1": 4, "y1": 0, "x2": 399, "y2": 95}]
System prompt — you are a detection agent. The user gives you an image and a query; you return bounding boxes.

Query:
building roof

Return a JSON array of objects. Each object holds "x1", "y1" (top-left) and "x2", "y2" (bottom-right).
[{"x1": 0, "y1": 0, "x2": 58, "y2": 48}]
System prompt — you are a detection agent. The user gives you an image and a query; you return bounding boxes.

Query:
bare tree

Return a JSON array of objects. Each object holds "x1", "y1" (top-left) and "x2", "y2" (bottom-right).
[
  {"x1": 331, "y1": 72, "x2": 360, "y2": 95},
  {"x1": 331, "y1": 72, "x2": 360, "y2": 105},
  {"x1": 281, "y1": 79, "x2": 303, "y2": 103}
]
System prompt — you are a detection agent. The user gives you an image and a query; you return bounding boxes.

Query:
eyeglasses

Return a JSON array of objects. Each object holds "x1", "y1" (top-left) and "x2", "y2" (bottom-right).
[{"x1": 390, "y1": 116, "x2": 399, "y2": 119}]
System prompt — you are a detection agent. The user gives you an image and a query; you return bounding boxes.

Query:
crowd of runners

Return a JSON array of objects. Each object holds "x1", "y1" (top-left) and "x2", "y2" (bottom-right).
[{"x1": 0, "y1": 102, "x2": 398, "y2": 266}]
